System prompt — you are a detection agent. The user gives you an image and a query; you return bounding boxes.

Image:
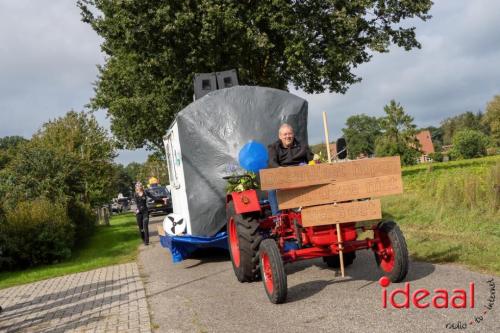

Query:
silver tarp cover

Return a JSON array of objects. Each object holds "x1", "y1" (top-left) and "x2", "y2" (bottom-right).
[{"x1": 176, "y1": 86, "x2": 308, "y2": 236}]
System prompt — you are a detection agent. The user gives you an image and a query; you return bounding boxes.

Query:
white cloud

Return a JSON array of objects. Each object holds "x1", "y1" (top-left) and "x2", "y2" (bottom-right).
[{"x1": 0, "y1": 0, "x2": 498, "y2": 161}]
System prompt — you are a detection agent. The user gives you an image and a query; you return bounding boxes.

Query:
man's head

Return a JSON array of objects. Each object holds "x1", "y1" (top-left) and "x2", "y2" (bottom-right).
[{"x1": 279, "y1": 123, "x2": 294, "y2": 148}]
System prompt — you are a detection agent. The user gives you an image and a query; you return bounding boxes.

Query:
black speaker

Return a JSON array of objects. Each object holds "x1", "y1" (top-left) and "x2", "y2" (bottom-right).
[
  {"x1": 216, "y1": 69, "x2": 239, "y2": 89},
  {"x1": 193, "y1": 73, "x2": 217, "y2": 100}
]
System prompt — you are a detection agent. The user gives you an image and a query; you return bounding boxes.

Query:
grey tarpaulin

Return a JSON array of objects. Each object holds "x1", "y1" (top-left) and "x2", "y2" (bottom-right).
[{"x1": 176, "y1": 86, "x2": 308, "y2": 236}]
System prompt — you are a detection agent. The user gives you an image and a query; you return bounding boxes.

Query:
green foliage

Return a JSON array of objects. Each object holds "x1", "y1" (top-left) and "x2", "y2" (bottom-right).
[
  {"x1": 0, "y1": 213, "x2": 141, "y2": 289},
  {"x1": 384, "y1": 156, "x2": 500, "y2": 275},
  {"x1": 428, "y1": 152, "x2": 443, "y2": 162},
  {"x1": 78, "y1": 0, "x2": 432, "y2": 151},
  {"x1": 0, "y1": 199, "x2": 74, "y2": 270},
  {"x1": 124, "y1": 162, "x2": 143, "y2": 183},
  {"x1": 449, "y1": 129, "x2": 490, "y2": 160},
  {"x1": 67, "y1": 200, "x2": 96, "y2": 243},
  {"x1": 110, "y1": 164, "x2": 134, "y2": 197},
  {"x1": 310, "y1": 143, "x2": 329, "y2": 162},
  {"x1": 225, "y1": 173, "x2": 259, "y2": 193},
  {"x1": 441, "y1": 111, "x2": 488, "y2": 145},
  {"x1": 4, "y1": 144, "x2": 83, "y2": 208},
  {"x1": 142, "y1": 153, "x2": 169, "y2": 185},
  {"x1": 483, "y1": 95, "x2": 500, "y2": 147},
  {"x1": 2, "y1": 111, "x2": 117, "y2": 207},
  {"x1": 375, "y1": 100, "x2": 420, "y2": 166},
  {"x1": 342, "y1": 114, "x2": 381, "y2": 158},
  {"x1": 0, "y1": 136, "x2": 27, "y2": 170}
]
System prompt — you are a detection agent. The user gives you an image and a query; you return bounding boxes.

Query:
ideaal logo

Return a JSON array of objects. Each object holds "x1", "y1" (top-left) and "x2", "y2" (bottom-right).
[{"x1": 378, "y1": 277, "x2": 496, "y2": 330}]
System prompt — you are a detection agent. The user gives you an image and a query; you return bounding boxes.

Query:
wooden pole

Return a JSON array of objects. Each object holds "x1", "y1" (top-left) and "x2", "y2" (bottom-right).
[
  {"x1": 322, "y1": 111, "x2": 345, "y2": 278},
  {"x1": 322, "y1": 112, "x2": 332, "y2": 163}
]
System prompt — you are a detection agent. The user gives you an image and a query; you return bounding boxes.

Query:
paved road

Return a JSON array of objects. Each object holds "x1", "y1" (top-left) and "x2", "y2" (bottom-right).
[
  {"x1": 139, "y1": 216, "x2": 498, "y2": 333},
  {"x1": 0, "y1": 263, "x2": 151, "y2": 333}
]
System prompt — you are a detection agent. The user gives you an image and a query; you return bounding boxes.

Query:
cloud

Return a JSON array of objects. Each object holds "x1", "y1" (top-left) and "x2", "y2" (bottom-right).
[
  {"x1": 294, "y1": 0, "x2": 500, "y2": 143},
  {"x1": 0, "y1": 0, "x2": 498, "y2": 162},
  {"x1": 0, "y1": 1, "x2": 102, "y2": 134}
]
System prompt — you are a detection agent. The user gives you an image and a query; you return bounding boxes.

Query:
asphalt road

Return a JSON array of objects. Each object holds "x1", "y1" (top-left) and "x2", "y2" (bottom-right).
[{"x1": 138, "y1": 216, "x2": 498, "y2": 333}]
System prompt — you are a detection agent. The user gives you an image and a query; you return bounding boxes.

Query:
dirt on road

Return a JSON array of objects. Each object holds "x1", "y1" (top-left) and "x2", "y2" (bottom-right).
[{"x1": 138, "y1": 216, "x2": 498, "y2": 333}]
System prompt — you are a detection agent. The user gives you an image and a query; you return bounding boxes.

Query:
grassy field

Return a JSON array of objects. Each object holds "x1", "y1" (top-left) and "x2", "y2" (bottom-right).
[
  {"x1": 383, "y1": 155, "x2": 500, "y2": 275},
  {"x1": 0, "y1": 213, "x2": 141, "y2": 290}
]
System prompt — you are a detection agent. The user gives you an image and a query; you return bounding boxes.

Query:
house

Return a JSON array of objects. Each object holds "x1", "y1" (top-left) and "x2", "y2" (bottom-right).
[{"x1": 415, "y1": 130, "x2": 435, "y2": 163}]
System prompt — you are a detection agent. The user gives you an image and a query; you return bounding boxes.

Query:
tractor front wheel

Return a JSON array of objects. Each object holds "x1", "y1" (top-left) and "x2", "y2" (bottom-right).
[
  {"x1": 259, "y1": 239, "x2": 287, "y2": 304},
  {"x1": 374, "y1": 221, "x2": 409, "y2": 282},
  {"x1": 227, "y1": 201, "x2": 262, "y2": 282}
]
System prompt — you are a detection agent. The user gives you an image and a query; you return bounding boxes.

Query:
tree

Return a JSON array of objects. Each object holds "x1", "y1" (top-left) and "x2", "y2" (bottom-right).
[
  {"x1": 111, "y1": 164, "x2": 134, "y2": 197},
  {"x1": 0, "y1": 136, "x2": 27, "y2": 170},
  {"x1": 342, "y1": 114, "x2": 381, "y2": 159},
  {"x1": 441, "y1": 111, "x2": 488, "y2": 145},
  {"x1": 483, "y1": 95, "x2": 500, "y2": 147},
  {"x1": 449, "y1": 130, "x2": 489, "y2": 160},
  {"x1": 142, "y1": 153, "x2": 169, "y2": 185},
  {"x1": 78, "y1": 0, "x2": 432, "y2": 151},
  {"x1": 375, "y1": 100, "x2": 420, "y2": 165},
  {"x1": 5, "y1": 111, "x2": 117, "y2": 207},
  {"x1": 125, "y1": 162, "x2": 143, "y2": 183}
]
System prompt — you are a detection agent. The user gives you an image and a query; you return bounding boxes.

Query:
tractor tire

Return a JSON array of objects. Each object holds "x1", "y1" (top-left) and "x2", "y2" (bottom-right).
[
  {"x1": 323, "y1": 252, "x2": 356, "y2": 268},
  {"x1": 259, "y1": 239, "x2": 287, "y2": 304},
  {"x1": 374, "y1": 221, "x2": 409, "y2": 283},
  {"x1": 227, "y1": 201, "x2": 262, "y2": 282}
]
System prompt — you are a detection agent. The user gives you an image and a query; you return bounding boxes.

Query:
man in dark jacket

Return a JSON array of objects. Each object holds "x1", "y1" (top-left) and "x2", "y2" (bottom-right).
[{"x1": 267, "y1": 123, "x2": 313, "y2": 215}]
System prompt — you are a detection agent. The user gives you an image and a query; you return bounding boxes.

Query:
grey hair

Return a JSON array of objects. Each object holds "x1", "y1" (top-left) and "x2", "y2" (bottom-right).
[{"x1": 279, "y1": 123, "x2": 294, "y2": 134}]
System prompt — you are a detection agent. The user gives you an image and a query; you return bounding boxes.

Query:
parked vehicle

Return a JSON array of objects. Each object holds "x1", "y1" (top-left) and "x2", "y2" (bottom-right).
[
  {"x1": 147, "y1": 185, "x2": 172, "y2": 215},
  {"x1": 110, "y1": 199, "x2": 123, "y2": 214}
]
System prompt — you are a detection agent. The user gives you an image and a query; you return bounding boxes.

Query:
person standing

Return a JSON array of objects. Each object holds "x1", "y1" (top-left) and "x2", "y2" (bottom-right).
[
  {"x1": 134, "y1": 182, "x2": 152, "y2": 245},
  {"x1": 267, "y1": 123, "x2": 313, "y2": 215}
]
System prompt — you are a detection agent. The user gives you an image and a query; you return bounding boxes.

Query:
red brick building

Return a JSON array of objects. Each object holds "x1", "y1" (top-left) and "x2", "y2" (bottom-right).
[{"x1": 415, "y1": 130, "x2": 435, "y2": 163}]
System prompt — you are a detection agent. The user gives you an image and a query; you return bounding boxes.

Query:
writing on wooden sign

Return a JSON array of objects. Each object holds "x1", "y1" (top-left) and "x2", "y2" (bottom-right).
[
  {"x1": 277, "y1": 175, "x2": 403, "y2": 209},
  {"x1": 259, "y1": 156, "x2": 400, "y2": 190},
  {"x1": 301, "y1": 200, "x2": 382, "y2": 227}
]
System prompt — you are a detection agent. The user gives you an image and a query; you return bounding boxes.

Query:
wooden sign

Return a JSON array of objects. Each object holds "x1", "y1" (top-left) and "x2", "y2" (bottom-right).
[
  {"x1": 301, "y1": 200, "x2": 382, "y2": 227},
  {"x1": 259, "y1": 156, "x2": 401, "y2": 190},
  {"x1": 277, "y1": 174, "x2": 403, "y2": 209}
]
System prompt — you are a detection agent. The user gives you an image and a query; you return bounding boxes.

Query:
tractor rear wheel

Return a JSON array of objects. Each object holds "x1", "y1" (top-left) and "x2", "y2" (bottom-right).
[
  {"x1": 227, "y1": 201, "x2": 262, "y2": 282},
  {"x1": 259, "y1": 239, "x2": 287, "y2": 304},
  {"x1": 374, "y1": 221, "x2": 409, "y2": 282},
  {"x1": 323, "y1": 252, "x2": 356, "y2": 268}
]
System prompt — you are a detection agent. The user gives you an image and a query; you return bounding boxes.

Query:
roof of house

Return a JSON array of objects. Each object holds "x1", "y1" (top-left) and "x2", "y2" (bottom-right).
[{"x1": 416, "y1": 130, "x2": 435, "y2": 154}]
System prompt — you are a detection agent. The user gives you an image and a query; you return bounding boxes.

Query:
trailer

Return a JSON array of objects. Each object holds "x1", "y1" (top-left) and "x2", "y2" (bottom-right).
[{"x1": 159, "y1": 86, "x2": 309, "y2": 262}]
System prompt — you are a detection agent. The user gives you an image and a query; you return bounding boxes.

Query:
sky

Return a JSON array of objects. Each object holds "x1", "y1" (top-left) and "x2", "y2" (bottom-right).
[{"x1": 1, "y1": 1, "x2": 499, "y2": 164}]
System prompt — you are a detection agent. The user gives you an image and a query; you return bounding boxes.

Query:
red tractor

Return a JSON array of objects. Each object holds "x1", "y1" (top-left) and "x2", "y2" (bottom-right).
[{"x1": 225, "y1": 175, "x2": 409, "y2": 304}]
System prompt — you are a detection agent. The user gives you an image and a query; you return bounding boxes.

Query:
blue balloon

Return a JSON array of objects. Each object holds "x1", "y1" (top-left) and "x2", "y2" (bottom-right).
[{"x1": 238, "y1": 141, "x2": 269, "y2": 173}]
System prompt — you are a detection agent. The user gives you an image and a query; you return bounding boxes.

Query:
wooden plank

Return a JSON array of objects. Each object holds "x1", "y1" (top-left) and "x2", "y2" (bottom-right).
[
  {"x1": 277, "y1": 174, "x2": 403, "y2": 209},
  {"x1": 259, "y1": 156, "x2": 401, "y2": 190},
  {"x1": 301, "y1": 199, "x2": 382, "y2": 227}
]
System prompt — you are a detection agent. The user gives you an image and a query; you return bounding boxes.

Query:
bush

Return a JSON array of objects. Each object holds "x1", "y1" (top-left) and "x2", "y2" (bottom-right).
[
  {"x1": 0, "y1": 199, "x2": 74, "y2": 270},
  {"x1": 67, "y1": 200, "x2": 96, "y2": 243},
  {"x1": 428, "y1": 152, "x2": 443, "y2": 162},
  {"x1": 449, "y1": 129, "x2": 489, "y2": 160}
]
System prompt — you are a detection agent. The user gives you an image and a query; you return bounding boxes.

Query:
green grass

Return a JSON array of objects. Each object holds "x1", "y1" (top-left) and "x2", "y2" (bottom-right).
[
  {"x1": 383, "y1": 155, "x2": 500, "y2": 275},
  {"x1": 0, "y1": 213, "x2": 141, "y2": 290}
]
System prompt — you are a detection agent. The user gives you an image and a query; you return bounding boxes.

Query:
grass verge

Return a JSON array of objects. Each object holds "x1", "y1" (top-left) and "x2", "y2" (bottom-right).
[
  {"x1": 0, "y1": 213, "x2": 141, "y2": 290},
  {"x1": 383, "y1": 155, "x2": 500, "y2": 276}
]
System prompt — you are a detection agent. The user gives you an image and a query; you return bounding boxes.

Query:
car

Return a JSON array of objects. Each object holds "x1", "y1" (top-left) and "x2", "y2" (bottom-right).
[
  {"x1": 110, "y1": 199, "x2": 123, "y2": 214},
  {"x1": 146, "y1": 185, "x2": 172, "y2": 215}
]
